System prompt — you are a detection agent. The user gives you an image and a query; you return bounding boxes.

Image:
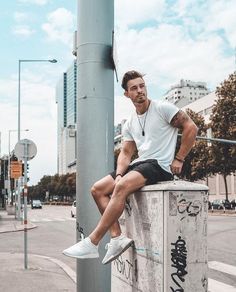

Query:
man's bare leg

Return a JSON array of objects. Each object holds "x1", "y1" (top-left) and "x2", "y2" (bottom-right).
[
  {"x1": 91, "y1": 175, "x2": 122, "y2": 237},
  {"x1": 89, "y1": 171, "x2": 146, "y2": 245}
]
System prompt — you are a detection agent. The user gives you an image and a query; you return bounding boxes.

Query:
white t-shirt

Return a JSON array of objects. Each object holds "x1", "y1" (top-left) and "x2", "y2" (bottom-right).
[{"x1": 122, "y1": 100, "x2": 179, "y2": 173}]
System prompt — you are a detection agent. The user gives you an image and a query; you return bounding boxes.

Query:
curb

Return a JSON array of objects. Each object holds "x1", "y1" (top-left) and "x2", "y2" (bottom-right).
[
  {"x1": 0, "y1": 223, "x2": 37, "y2": 234},
  {"x1": 0, "y1": 216, "x2": 37, "y2": 234},
  {"x1": 208, "y1": 212, "x2": 236, "y2": 217},
  {"x1": 0, "y1": 252, "x2": 76, "y2": 284}
]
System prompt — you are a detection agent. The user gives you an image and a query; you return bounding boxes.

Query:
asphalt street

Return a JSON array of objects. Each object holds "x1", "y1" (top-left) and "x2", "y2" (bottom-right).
[{"x1": 0, "y1": 205, "x2": 236, "y2": 291}]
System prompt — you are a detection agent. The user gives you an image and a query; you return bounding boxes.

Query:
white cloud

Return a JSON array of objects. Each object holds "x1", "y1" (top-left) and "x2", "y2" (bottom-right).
[
  {"x1": 115, "y1": 0, "x2": 235, "y2": 97},
  {"x1": 205, "y1": 0, "x2": 236, "y2": 48},
  {"x1": 12, "y1": 25, "x2": 35, "y2": 37},
  {"x1": 115, "y1": 0, "x2": 165, "y2": 28},
  {"x1": 42, "y1": 8, "x2": 75, "y2": 45},
  {"x1": 0, "y1": 68, "x2": 58, "y2": 185},
  {"x1": 18, "y1": 0, "x2": 49, "y2": 5},
  {"x1": 14, "y1": 12, "x2": 29, "y2": 22},
  {"x1": 114, "y1": 95, "x2": 134, "y2": 125}
]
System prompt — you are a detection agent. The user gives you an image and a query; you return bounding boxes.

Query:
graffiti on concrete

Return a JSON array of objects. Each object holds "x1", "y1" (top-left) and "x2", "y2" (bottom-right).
[
  {"x1": 113, "y1": 255, "x2": 134, "y2": 281},
  {"x1": 76, "y1": 222, "x2": 85, "y2": 239},
  {"x1": 177, "y1": 198, "x2": 202, "y2": 220},
  {"x1": 125, "y1": 198, "x2": 132, "y2": 216},
  {"x1": 170, "y1": 236, "x2": 188, "y2": 292}
]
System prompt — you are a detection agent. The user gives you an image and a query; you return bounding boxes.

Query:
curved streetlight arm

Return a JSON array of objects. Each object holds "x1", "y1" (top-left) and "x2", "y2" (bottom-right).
[{"x1": 19, "y1": 59, "x2": 57, "y2": 63}]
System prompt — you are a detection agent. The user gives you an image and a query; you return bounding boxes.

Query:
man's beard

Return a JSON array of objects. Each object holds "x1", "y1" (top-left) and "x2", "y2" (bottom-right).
[{"x1": 136, "y1": 95, "x2": 146, "y2": 103}]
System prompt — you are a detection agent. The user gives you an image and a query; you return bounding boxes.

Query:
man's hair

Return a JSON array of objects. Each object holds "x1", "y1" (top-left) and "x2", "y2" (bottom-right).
[{"x1": 121, "y1": 70, "x2": 144, "y2": 90}]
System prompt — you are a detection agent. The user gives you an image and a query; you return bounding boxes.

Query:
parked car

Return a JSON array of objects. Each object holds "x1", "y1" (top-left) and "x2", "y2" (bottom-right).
[
  {"x1": 211, "y1": 199, "x2": 232, "y2": 210},
  {"x1": 231, "y1": 199, "x2": 236, "y2": 209},
  {"x1": 211, "y1": 199, "x2": 224, "y2": 210},
  {"x1": 71, "y1": 200, "x2": 76, "y2": 217},
  {"x1": 223, "y1": 199, "x2": 232, "y2": 210},
  {"x1": 31, "y1": 200, "x2": 42, "y2": 209}
]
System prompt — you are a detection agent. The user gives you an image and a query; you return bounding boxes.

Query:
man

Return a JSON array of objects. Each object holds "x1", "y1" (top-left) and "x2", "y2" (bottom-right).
[{"x1": 63, "y1": 70, "x2": 198, "y2": 264}]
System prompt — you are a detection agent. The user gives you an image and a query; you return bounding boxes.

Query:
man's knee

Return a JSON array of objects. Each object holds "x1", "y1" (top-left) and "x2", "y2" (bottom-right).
[
  {"x1": 91, "y1": 183, "x2": 100, "y2": 199},
  {"x1": 112, "y1": 180, "x2": 129, "y2": 198}
]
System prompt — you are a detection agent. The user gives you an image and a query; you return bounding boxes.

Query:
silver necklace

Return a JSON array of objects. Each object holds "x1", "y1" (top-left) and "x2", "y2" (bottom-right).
[{"x1": 137, "y1": 101, "x2": 151, "y2": 136}]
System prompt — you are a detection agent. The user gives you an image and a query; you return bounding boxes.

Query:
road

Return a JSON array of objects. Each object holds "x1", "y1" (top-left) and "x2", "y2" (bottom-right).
[
  {"x1": 208, "y1": 214, "x2": 236, "y2": 290},
  {"x1": 0, "y1": 205, "x2": 77, "y2": 272},
  {"x1": 0, "y1": 206, "x2": 235, "y2": 291}
]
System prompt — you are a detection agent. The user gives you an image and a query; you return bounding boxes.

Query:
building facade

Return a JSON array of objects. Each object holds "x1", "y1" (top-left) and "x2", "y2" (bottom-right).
[
  {"x1": 56, "y1": 60, "x2": 77, "y2": 175},
  {"x1": 163, "y1": 79, "x2": 210, "y2": 108}
]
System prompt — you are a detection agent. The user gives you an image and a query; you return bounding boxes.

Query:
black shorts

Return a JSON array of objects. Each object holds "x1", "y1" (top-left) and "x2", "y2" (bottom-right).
[{"x1": 110, "y1": 159, "x2": 173, "y2": 185}]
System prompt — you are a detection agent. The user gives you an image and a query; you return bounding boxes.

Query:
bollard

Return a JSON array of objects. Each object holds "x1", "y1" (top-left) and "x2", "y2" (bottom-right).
[{"x1": 111, "y1": 180, "x2": 208, "y2": 292}]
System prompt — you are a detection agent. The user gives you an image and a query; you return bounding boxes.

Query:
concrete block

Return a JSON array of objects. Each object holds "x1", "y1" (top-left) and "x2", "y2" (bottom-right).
[{"x1": 111, "y1": 180, "x2": 208, "y2": 292}]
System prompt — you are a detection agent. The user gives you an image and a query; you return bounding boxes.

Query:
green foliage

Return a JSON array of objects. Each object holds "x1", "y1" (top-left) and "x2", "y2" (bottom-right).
[
  {"x1": 208, "y1": 72, "x2": 236, "y2": 199},
  {"x1": 177, "y1": 109, "x2": 210, "y2": 181},
  {"x1": 28, "y1": 172, "x2": 76, "y2": 201}
]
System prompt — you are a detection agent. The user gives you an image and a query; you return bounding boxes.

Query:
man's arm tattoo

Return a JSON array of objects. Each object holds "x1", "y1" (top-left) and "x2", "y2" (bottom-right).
[{"x1": 170, "y1": 110, "x2": 190, "y2": 129}]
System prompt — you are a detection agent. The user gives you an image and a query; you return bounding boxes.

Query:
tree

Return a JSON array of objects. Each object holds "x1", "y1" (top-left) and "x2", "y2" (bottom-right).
[
  {"x1": 208, "y1": 72, "x2": 236, "y2": 200},
  {"x1": 177, "y1": 109, "x2": 210, "y2": 181},
  {"x1": 28, "y1": 173, "x2": 76, "y2": 202}
]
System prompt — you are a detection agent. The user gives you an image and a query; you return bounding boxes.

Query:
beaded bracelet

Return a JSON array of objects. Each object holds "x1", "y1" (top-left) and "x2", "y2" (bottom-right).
[{"x1": 175, "y1": 156, "x2": 185, "y2": 163}]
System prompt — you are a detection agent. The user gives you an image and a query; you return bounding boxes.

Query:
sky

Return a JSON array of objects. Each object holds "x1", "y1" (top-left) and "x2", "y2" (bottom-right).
[{"x1": 0, "y1": 0, "x2": 235, "y2": 185}]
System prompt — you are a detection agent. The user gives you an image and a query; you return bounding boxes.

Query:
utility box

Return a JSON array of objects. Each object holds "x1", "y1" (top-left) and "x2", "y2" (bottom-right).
[{"x1": 111, "y1": 180, "x2": 208, "y2": 292}]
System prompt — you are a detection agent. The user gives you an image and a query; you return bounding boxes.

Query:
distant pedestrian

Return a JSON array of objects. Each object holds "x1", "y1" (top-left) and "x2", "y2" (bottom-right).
[{"x1": 63, "y1": 70, "x2": 198, "y2": 264}]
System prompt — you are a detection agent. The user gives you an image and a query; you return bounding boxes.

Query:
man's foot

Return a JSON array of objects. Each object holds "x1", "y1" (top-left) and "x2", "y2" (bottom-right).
[
  {"x1": 102, "y1": 235, "x2": 134, "y2": 265},
  {"x1": 63, "y1": 237, "x2": 99, "y2": 259}
]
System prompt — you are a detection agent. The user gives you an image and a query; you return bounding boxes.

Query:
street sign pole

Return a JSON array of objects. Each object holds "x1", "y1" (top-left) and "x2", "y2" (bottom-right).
[
  {"x1": 14, "y1": 138, "x2": 37, "y2": 270},
  {"x1": 23, "y1": 142, "x2": 28, "y2": 269}
]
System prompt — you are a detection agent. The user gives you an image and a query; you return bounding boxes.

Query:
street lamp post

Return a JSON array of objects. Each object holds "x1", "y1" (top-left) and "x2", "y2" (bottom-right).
[
  {"x1": 8, "y1": 129, "x2": 29, "y2": 206},
  {"x1": 17, "y1": 58, "x2": 57, "y2": 220},
  {"x1": 0, "y1": 131, "x2": 1, "y2": 158}
]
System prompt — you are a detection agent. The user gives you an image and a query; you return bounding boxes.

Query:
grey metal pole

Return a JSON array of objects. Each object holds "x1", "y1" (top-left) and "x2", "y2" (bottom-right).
[
  {"x1": 17, "y1": 61, "x2": 21, "y2": 220},
  {"x1": 18, "y1": 61, "x2": 21, "y2": 142},
  {"x1": 23, "y1": 142, "x2": 28, "y2": 269},
  {"x1": 76, "y1": 1, "x2": 114, "y2": 291},
  {"x1": 8, "y1": 131, "x2": 11, "y2": 205},
  {"x1": 178, "y1": 134, "x2": 236, "y2": 145},
  {"x1": 0, "y1": 131, "x2": 1, "y2": 157}
]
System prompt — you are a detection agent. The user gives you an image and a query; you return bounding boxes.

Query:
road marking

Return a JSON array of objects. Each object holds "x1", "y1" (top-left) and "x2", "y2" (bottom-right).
[
  {"x1": 30, "y1": 217, "x2": 75, "y2": 222},
  {"x1": 209, "y1": 278, "x2": 236, "y2": 292},
  {"x1": 41, "y1": 218, "x2": 52, "y2": 222},
  {"x1": 209, "y1": 261, "x2": 236, "y2": 277}
]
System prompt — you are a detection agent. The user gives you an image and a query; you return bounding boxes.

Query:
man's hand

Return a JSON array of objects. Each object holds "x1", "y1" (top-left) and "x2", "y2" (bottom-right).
[{"x1": 170, "y1": 159, "x2": 183, "y2": 175}]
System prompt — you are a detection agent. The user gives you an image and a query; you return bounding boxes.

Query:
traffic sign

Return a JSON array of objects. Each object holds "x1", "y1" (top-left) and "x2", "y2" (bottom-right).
[
  {"x1": 10, "y1": 161, "x2": 22, "y2": 179},
  {"x1": 14, "y1": 139, "x2": 37, "y2": 161}
]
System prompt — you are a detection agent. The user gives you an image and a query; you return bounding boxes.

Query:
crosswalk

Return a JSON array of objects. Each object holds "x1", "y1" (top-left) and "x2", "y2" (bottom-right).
[
  {"x1": 30, "y1": 217, "x2": 75, "y2": 223},
  {"x1": 209, "y1": 261, "x2": 236, "y2": 292}
]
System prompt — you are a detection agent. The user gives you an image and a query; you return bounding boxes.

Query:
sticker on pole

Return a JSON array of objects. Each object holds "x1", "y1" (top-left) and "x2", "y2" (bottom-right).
[{"x1": 14, "y1": 139, "x2": 37, "y2": 161}]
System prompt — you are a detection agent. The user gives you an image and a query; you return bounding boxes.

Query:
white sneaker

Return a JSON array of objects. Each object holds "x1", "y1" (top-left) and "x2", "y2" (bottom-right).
[
  {"x1": 102, "y1": 235, "x2": 133, "y2": 265},
  {"x1": 63, "y1": 237, "x2": 99, "y2": 259}
]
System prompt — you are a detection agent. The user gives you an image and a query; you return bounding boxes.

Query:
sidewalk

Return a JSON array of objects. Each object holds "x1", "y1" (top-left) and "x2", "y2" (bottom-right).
[
  {"x1": 0, "y1": 209, "x2": 37, "y2": 233},
  {"x1": 208, "y1": 209, "x2": 236, "y2": 216},
  {"x1": 0, "y1": 209, "x2": 76, "y2": 292}
]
